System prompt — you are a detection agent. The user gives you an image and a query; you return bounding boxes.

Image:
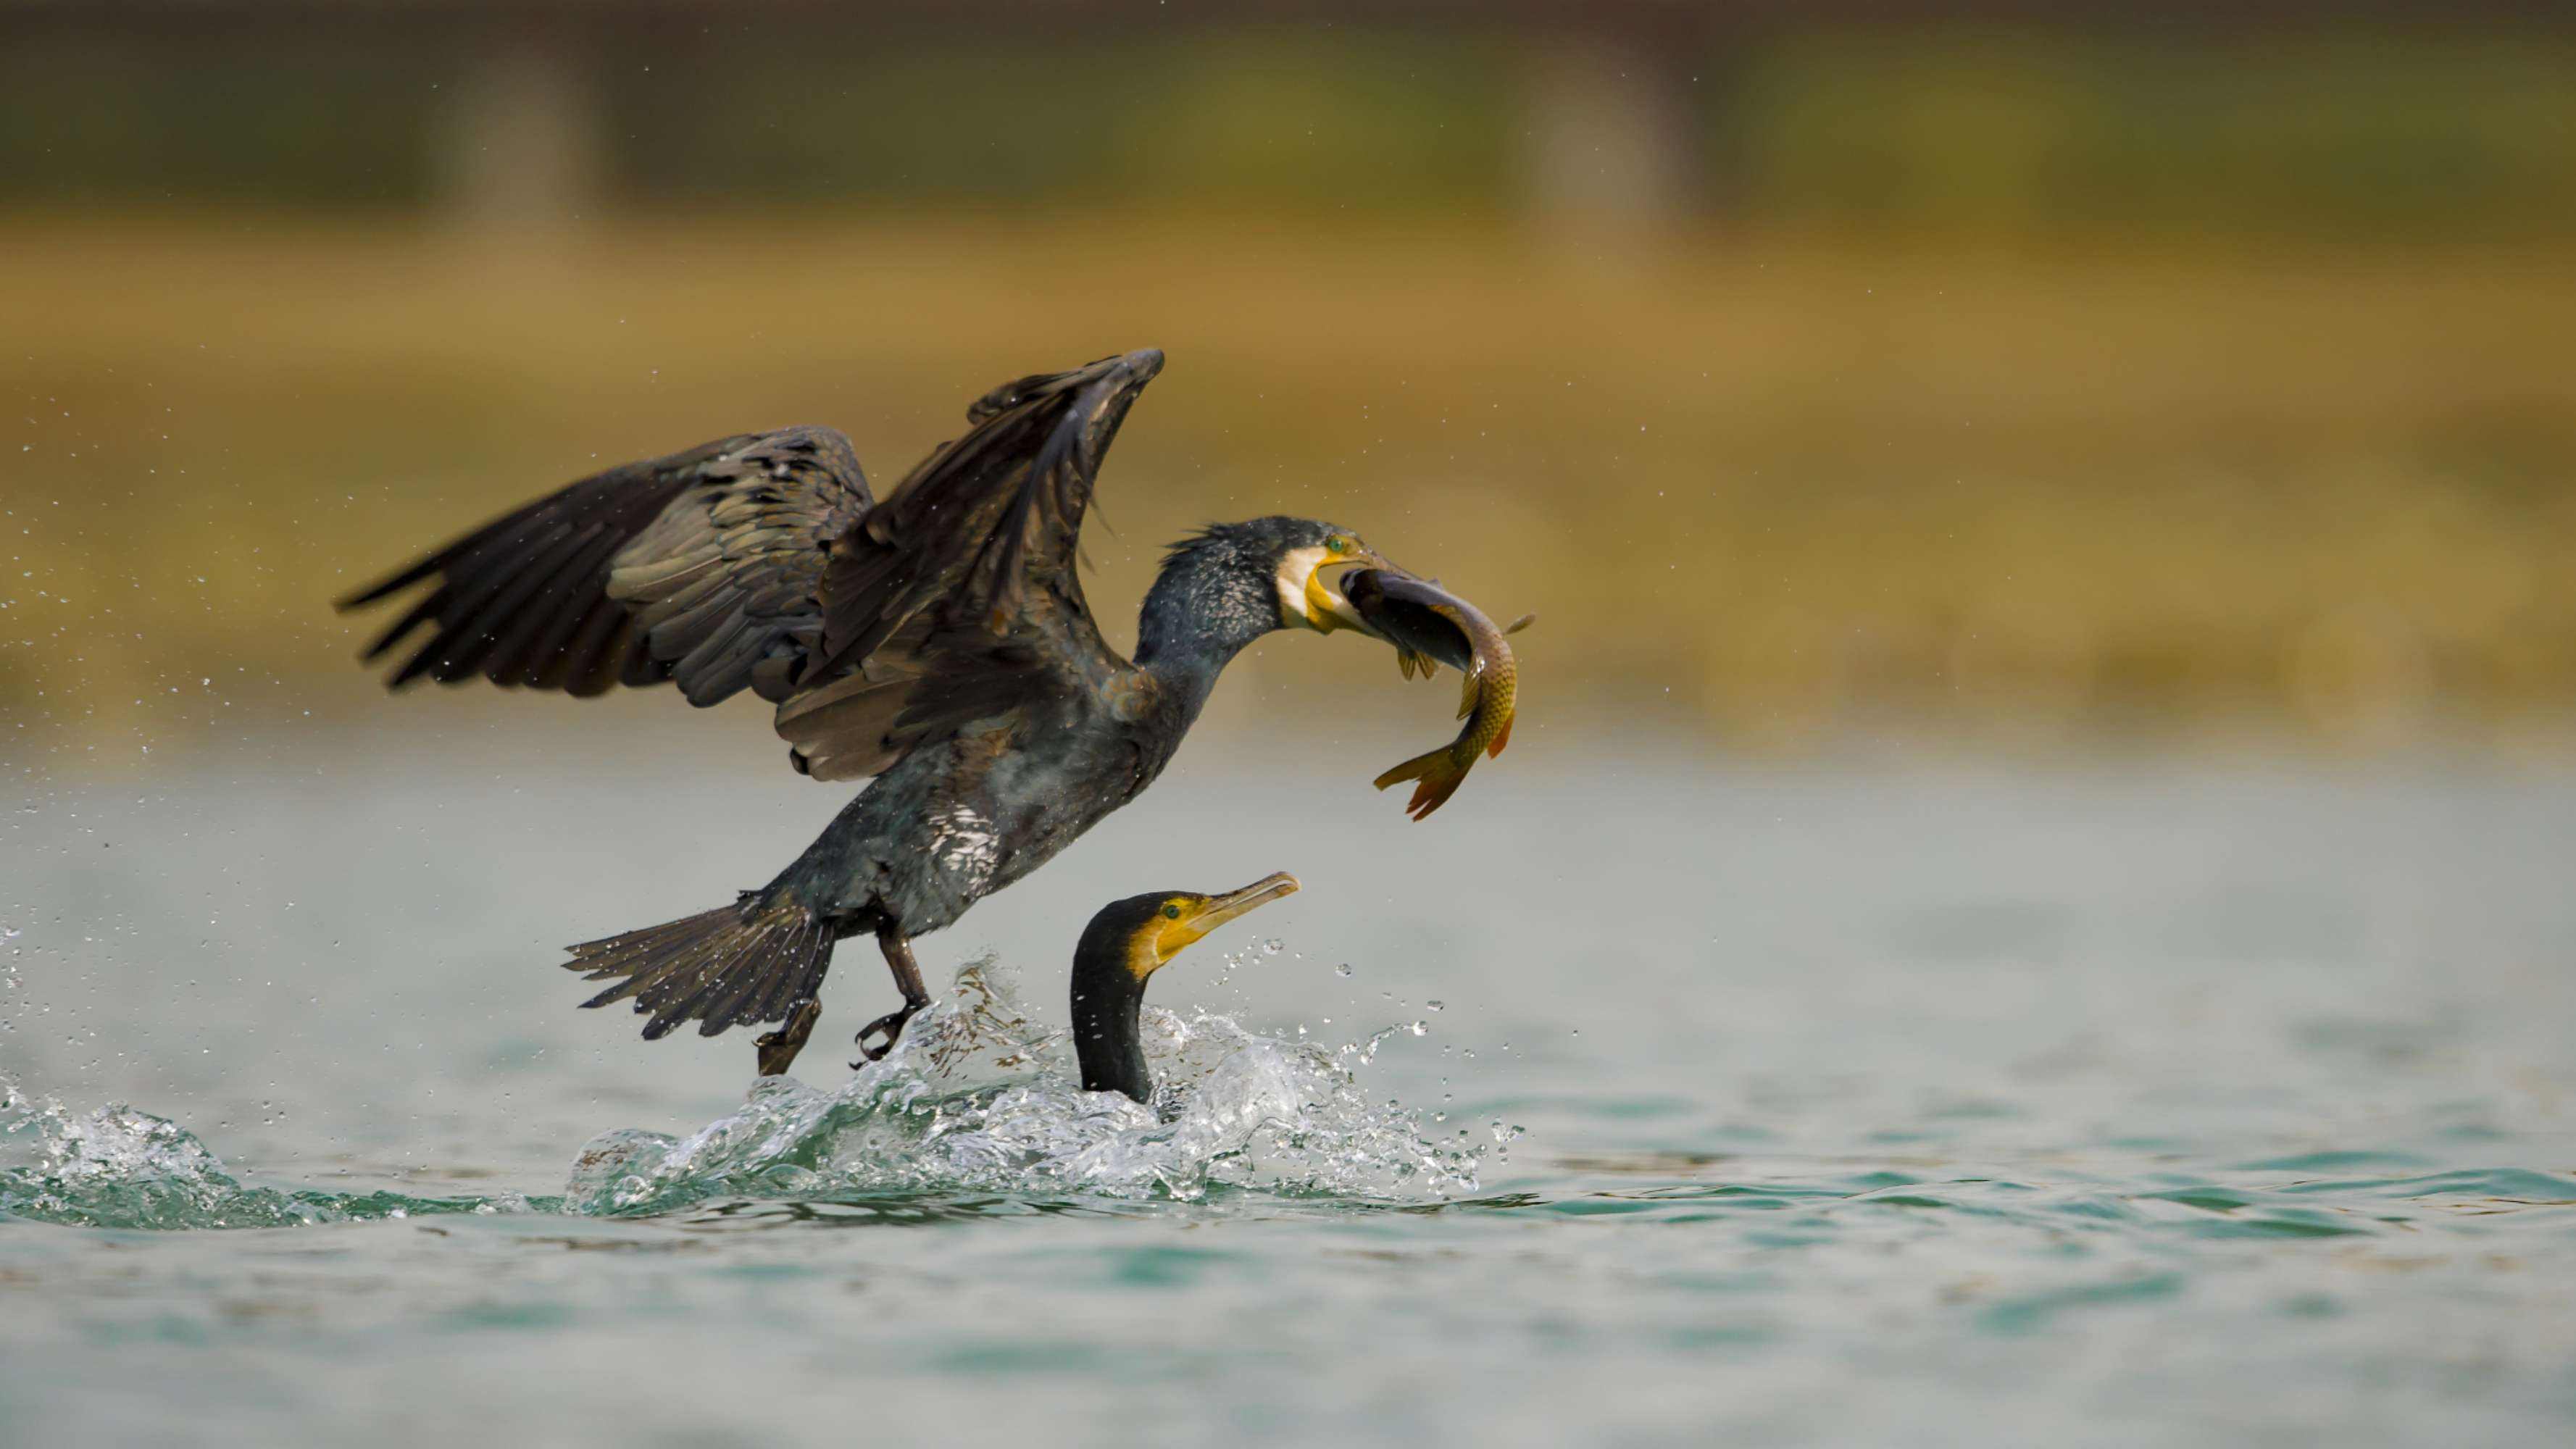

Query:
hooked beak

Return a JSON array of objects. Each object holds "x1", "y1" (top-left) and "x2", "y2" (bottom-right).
[
  {"x1": 1303, "y1": 551, "x2": 1393, "y2": 635},
  {"x1": 1157, "y1": 872, "x2": 1302, "y2": 960}
]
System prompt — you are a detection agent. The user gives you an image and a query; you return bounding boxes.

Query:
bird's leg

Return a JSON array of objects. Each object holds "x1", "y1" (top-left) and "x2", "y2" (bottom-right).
[
  {"x1": 852, "y1": 925, "x2": 929, "y2": 1065},
  {"x1": 754, "y1": 997, "x2": 821, "y2": 1077}
]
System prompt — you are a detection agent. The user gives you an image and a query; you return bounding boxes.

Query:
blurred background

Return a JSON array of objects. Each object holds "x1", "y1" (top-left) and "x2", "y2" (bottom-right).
[
  {"x1": 5, "y1": 0, "x2": 2573, "y2": 765},
  {"x1": 9, "y1": 14, "x2": 2576, "y2": 1441}
]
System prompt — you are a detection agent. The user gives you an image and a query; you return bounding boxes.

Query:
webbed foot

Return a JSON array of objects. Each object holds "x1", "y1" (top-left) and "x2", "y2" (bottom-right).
[
  {"x1": 754, "y1": 998, "x2": 820, "y2": 1077},
  {"x1": 853, "y1": 924, "x2": 930, "y2": 1066},
  {"x1": 851, "y1": 996, "x2": 926, "y2": 1065}
]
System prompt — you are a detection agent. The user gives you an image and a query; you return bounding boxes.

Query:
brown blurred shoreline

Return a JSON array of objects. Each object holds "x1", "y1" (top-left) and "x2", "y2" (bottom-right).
[{"x1": 6, "y1": 211, "x2": 2574, "y2": 761}]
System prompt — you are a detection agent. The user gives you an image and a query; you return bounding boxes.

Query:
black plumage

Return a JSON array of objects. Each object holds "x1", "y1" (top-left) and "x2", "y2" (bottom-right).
[
  {"x1": 1068, "y1": 873, "x2": 1301, "y2": 1103},
  {"x1": 338, "y1": 350, "x2": 1397, "y2": 1074}
]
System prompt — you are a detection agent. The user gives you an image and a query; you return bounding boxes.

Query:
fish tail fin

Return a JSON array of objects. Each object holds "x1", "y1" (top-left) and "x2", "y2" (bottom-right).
[
  {"x1": 1487, "y1": 714, "x2": 1514, "y2": 759},
  {"x1": 563, "y1": 893, "x2": 834, "y2": 1041},
  {"x1": 1372, "y1": 746, "x2": 1470, "y2": 822}
]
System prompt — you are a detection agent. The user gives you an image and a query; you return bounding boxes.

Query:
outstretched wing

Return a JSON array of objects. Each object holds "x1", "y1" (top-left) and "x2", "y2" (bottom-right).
[
  {"x1": 337, "y1": 427, "x2": 874, "y2": 703},
  {"x1": 338, "y1": 350, "x2": 1163, "y2": 782},
  {"x1": 772, "y1": 349, "x2": 1164, "y2": 780}
]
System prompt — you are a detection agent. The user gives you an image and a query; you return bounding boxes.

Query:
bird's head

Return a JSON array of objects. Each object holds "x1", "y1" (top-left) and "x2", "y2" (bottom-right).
[
  {"x1": 1259, "y1": 518, "x2": 1395, "y2": 635},
  {"x1": 1070, "y1": 872, "x2": 1301, "y2": 1101},
  {"x1": 1141, "y1": 518, "x2": 1391, "y2": 664}
]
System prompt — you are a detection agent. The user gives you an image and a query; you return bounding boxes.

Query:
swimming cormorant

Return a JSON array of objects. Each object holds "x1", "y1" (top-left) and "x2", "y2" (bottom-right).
[
  {"x1": 1068, "y1": 872, "x2": 1300, "y2": 1102},
  {"x1": 336, "y1": 351, "x2": 1401, "y2": 1074}
]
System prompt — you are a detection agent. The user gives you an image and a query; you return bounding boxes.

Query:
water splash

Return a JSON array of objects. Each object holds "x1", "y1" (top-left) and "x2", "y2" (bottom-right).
[
  {"x1": 564, "y1": 959, "x2": 1481, "y2": 1215},
  {"x1": 0, "y1": 1076, "x2": 533, "y2": 1229},
  {"x1": 0, "y1": 961, "x2": 1476, "y2": 1229}
]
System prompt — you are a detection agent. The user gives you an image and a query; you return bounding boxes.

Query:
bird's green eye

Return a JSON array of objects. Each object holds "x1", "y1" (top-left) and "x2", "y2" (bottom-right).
[
  {"x1": 1328, "y1": 535, "x2": 1353, "y2": 555},
  {"x1": 1162, "y1": 903, "x2": 1183, "y2": 919}
]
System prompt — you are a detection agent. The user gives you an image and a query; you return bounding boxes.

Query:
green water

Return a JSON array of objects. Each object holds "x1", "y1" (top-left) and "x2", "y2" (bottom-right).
[{"x1": 5, "y1": 746, "x2": 2575, "y2": 1444}]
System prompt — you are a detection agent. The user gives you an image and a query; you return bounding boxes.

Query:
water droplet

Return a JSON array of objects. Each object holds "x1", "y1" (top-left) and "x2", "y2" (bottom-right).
[
  {"x1": 1425, "y1": 999, "x2": 1443, "y2": 1012},
  {"x1": 1334, "y1": 962, "x2": 1352, "y2": 977}
]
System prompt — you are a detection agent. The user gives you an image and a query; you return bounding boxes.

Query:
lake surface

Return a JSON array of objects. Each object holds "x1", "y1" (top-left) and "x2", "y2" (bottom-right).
[{"x1": 6, "y1": 732, "x2": 2575, "y2": 1445}]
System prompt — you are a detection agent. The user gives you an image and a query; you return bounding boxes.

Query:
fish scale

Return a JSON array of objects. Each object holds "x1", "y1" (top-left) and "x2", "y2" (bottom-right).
[{"x1": 1345, "y1": 569, "x2": 1529, "y2": 820}]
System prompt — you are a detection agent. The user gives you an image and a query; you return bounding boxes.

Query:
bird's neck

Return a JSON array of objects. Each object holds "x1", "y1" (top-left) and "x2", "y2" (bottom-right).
[
  {"x1": 1070, "y1": 945, "x2": 1154, "y2": 1101},
  {"x1": 1131, "y1": 548, "x2": 1281, "y2": 711}
]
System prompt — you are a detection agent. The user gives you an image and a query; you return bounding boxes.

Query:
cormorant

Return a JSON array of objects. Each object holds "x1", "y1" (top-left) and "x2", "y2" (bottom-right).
[
  {"x1": 336, "y1": 351, "x2": 1404, "y2": 1075},
  {"x1": 1069, "y1": 872, "x2": 1300, "y2": 1102}
]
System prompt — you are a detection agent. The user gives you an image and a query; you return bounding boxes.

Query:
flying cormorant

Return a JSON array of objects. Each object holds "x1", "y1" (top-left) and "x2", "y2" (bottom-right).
[{"x1": 338, "y1": 351, "x2": 1412, "y2": 1074}]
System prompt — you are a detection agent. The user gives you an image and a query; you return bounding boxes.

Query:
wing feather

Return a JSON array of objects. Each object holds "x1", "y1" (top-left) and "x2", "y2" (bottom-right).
[
  {"x1": 815, "y1": 351, "x2": 1157, "y2": 677},
  {"x1": 773, "y1": 351, "x2": 1162, "y2": 777},
  {"x1": 484, "y1": 526, "x2": 621, "y2": 685},
  {"x1": 338, "y1": 426, "x2": 875, "y2": 707},
  {"x1": 342, "y1": 353, "x2": 1164, "y2": 785}
]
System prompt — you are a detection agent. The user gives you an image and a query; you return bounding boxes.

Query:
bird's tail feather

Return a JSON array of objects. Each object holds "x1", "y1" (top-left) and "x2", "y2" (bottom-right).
[{"x1": 564, "y1": 895, "x2": 833, "y2": 1040}]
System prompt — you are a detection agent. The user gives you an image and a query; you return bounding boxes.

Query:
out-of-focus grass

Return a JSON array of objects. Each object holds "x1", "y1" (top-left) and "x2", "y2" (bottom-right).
[
  {"x1": 4, "y1": 213, "x2": 2573, "y2": 764},
  {"x1": 10, "y1": 26, "x2": 2574, "y2": 243}
]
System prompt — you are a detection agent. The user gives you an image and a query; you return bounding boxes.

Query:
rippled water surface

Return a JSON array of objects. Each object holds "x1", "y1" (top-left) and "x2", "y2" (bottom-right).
[{"x1": 5, "y1": 740, "x2": 2574, "y2": 1445}]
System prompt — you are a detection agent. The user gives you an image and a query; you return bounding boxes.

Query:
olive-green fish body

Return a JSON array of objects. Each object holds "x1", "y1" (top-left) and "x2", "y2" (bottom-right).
[{"x1": 1349, "y1": 572, "x2": 1525, "y2": 821}]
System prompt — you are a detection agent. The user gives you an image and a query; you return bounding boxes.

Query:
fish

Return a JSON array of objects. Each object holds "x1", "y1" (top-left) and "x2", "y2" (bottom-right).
[{"x1": 1342, "y1": 569, "x2": 1532, "y2": 821}]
